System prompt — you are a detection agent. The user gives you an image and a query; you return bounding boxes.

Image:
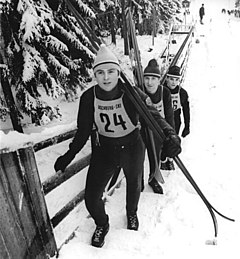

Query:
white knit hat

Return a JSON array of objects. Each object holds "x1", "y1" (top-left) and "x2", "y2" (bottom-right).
[{"x1": 93, "y1": 44, "x2": 120, "y2": 73}]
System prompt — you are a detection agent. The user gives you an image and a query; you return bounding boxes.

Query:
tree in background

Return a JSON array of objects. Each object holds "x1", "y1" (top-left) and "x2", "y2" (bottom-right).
[
  {"x1": 0, "y1": 0, "x2": 96, "y2": 126},
  {"x1": 133, "y1": 0, "x2": 182, "y2": 35}
]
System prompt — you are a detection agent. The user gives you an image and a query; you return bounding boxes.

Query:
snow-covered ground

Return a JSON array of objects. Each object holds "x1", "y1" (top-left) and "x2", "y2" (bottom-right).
[
  {"x1": 56, "y1": 1, "x2": 240, "y2": 258},
  {"x1": 1, "y1": 0, "x2": 240, "y2": 258}
]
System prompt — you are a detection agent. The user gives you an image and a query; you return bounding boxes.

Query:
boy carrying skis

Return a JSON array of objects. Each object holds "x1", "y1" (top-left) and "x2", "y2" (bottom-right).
[
  {"x1": 143, "y1": 59, "x2": 175, "y2": 193},
  {"x1": 54, "y1": 45, "x2": 181, "y2": 248}
]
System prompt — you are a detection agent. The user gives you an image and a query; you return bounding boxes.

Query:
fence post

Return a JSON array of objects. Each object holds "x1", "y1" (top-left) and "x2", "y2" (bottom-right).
[{"x1": 0, "y1": 146, "x2": 57, "y2": 259}]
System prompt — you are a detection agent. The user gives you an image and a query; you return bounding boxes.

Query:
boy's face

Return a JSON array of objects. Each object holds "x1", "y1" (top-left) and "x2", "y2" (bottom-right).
[
  {"x1": 95, "y1": 67, "x2": 119, "y2": 92},
  {"x1": 144, "y1": 76, "x2": 160, "y2": 94},
  {"x1": 166, "y1": 76, "x2": 180, "y2": 90}
]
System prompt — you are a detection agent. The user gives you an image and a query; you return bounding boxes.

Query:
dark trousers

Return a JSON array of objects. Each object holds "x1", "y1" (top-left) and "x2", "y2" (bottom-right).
[
  {"x1": 174, "y1": 111, "x2": 181, "y2": 135},
  {"x1": 84, "y1": 136, "x2": 145, "y2": 226},
  {"x1": 141, "y1": 128, "x2": 163, "y2": 181}
]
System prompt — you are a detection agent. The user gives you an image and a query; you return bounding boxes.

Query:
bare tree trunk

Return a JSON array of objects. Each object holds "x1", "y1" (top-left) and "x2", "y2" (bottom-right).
[
  {"x1": 0, "y1": 13, "x2": 23, "y2": 133},
  {"x1": 110, "y1": 10, "x2": 116, "y2": 45}
]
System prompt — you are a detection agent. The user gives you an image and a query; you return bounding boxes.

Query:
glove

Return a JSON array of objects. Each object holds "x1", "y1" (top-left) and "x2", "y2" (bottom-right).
[
  {"x1": 181, "y1": 127, "x2": 190, "y2": 138},
  {"x1": 54, "y1": 151, "x2": 74, "y2": 172},
  {"x1": 162, "y1": 131, "x2": 182, "y2": 158}
]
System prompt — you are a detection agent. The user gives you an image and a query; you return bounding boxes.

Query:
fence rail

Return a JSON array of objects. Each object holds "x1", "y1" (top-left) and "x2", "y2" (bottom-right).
[{"x1": 34, "y1": 130, "x2": 125, "y2": 244}]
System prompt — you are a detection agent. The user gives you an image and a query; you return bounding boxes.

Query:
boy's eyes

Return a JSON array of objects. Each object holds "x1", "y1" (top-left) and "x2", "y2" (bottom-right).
[
  {"x1": 145, "y1": 76, "x2": 158, "y2": 81},
  {"x1": 96, "y1": 69, "x2": 117, "y2": 75},
  {"x1": 169, "y1": 77, "x2": 180, "y2": 82}
]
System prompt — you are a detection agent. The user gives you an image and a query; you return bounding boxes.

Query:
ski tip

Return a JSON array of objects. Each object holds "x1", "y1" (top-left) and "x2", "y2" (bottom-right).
[{"x1": 205, "y1": 238, "x2": 217, "y2": 246}]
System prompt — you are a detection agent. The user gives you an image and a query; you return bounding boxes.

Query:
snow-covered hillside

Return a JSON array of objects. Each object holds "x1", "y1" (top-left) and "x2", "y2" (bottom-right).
[
  {"x1": 56, "y1": 0, "x2": 240, "y2": 258},
  {"x1": 1, "y1": 0, "x2": 240, "y2": 258}
]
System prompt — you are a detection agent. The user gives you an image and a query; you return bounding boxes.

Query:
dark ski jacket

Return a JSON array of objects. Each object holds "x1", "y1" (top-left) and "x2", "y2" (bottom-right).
[
  {"x1": 62, "y1": 80, "x2": 176, "y2": 165},
  {"x1": 169, "y1": 85, "x2": 190, "y2": 134},
  {"x1": 199, "y1": 6, "x2": 205, "y2": 18}
]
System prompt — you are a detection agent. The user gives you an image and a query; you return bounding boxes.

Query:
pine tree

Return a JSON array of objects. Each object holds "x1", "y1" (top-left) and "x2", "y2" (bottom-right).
[
  {"x1": 0, "y1": 0, "x2": 97, "y2": 126},
  {"x1": 131, "y1": 0, "x2": 182, "y2": 35}
]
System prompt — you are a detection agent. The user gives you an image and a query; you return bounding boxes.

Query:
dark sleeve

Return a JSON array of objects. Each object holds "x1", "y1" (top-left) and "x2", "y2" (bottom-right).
[
  {"x1": 162, "y1": 86, "x2": 175, "y2": 129},
  {"x1": 66, "y1": 88, "x2": 94, "y2": 158},
  {"x1": 180, "y1": 88, "x2": 190, "y2": 129}
]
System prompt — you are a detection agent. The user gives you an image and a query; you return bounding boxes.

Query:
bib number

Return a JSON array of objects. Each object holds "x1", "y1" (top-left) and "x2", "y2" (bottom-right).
[
  {"x1": 173, "y1": 100, "x2": 178, "y2": 110},
  {"x1": 100, "y1": 112, "x2": 127, "y2": 132}
]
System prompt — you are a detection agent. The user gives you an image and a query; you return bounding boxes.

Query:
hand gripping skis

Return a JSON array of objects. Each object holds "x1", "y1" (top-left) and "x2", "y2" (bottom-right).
[{"x1": 64, "y1": 0, "x2": 235, "y2": 241}]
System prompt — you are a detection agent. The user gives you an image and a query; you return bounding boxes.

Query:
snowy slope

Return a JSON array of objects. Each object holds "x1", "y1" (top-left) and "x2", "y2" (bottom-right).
[
  {"x1": 1, "y1": 0, "x2": 239, "y2": 258},
  {"x1": 55, "y1": 1, "x2": 240, "y2": 258}
]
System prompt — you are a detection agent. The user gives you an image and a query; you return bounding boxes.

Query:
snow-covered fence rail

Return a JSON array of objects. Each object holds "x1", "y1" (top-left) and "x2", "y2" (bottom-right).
[
  {"x1": 32, "y1": 130, "x2": 93, "y2": 231},
  {"x1": 33, "y1": 129, "x2": 77, "y2": 152},
  {"x1": 33, "y1": 131, "x2": 123, "y2": 235},
  {"x1": 33, "y1": 132, "x2": 91, "y2": 228},
  {"x1": 42, "y1": 154, "x2": 91, "y2": 228}
]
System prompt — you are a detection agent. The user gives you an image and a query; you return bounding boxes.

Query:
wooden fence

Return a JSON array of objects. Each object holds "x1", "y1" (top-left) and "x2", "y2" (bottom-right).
[{"x1": 0, "y1": 128, "x2": 124, "y2": 258}]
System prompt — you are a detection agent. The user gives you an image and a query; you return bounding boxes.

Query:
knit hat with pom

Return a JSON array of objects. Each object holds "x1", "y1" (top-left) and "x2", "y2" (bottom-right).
[
  {"x1": 167, "y1": 65, "x2": 181, "y2": 77},
  {"x1": 144, "y1": 59, "x2": 161, "y2": 78},
  {"x1": 93, "y1": 44, "x2": 120, "y2": 73}
]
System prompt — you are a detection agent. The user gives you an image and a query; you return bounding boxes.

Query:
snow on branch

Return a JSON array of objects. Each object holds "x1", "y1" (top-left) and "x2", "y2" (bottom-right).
[
  {"x1": 46, "y1": 35, "x2": 68, "y2": 52},
  {"x1": 54, "y1": 22, "x2": 94, "y2": 59},
  {"x1": 58, "y1": 52, "x2": 80, "y2": 71},
  {"x1": 67, "y1": 14, "x2": 93, "y2": 49},
  {"x1": 49, "y1": 77, "x2": 65, "y2": 99},
  {"x1": 75, "y1": 0, "x2": 95, "y2": 18},
  {"x1": 47, "y1": 53, "x2": 70, "y2": 77},
  {"x1": 22, "y1": 46, "x2": 39, "y2": 82},
  {"x1": 18, "y1": 0, "x2": 53, "y2": 43}
]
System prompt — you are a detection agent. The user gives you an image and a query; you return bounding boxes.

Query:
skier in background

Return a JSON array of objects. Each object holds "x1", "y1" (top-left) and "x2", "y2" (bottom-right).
[
  {"x1": 54, "y1": 45, "x2": 182, "y2": 248},
  {"x1": 199, "y1": 3, "x2": 205, "y2": 24},
  {"x1": 143, "y1": 59, "x2": 175, "y2": 194}
]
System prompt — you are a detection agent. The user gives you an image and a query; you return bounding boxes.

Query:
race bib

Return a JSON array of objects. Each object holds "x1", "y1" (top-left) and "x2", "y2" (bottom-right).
[
  {"x1": 171, "y1": 92, "x2": 181, "y2": 111},
  {"x1": 94, "y1": 94, "x2": 137, "y2": 138}
]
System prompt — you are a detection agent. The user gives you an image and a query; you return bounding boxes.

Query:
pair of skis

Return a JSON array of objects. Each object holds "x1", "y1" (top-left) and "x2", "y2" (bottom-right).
[
  {"x1": 126, "y1": 8, "x2": 164, "y2": 184},
  {"x1": 64, "y1": 0, "x2": 235, "y2": 238}
]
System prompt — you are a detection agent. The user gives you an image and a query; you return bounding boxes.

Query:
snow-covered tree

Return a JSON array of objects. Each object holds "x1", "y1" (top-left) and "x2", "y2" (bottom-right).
[
  {"x1": 130, "y1": 0, "x2": 182, "y2": 35},
  {"x1": 0, "y1": 0, "x2": 96, "y2": 126}
]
